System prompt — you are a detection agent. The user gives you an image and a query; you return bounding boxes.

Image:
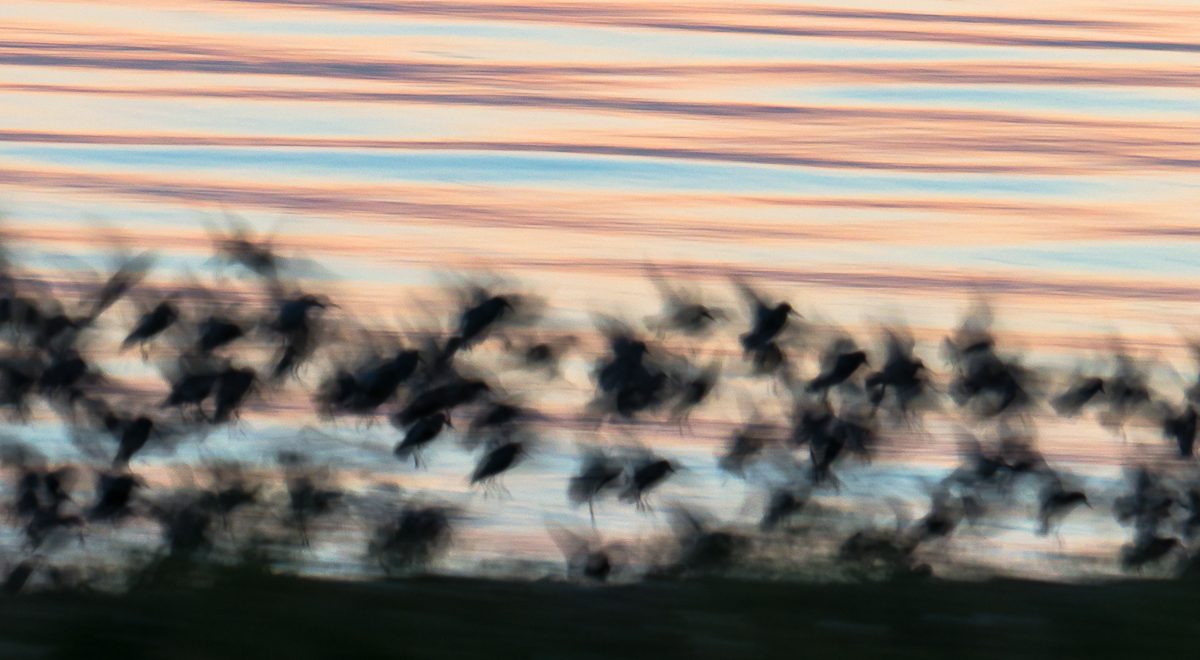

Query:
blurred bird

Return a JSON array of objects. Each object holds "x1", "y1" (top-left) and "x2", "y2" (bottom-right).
[
  {"x1": 732, "y1": 278, "x2": 797, "y2": 353},
  {"x1": 392, "y1": 411, "x2": 453, "y2": 468},
  {"x1": 644, "y1": 264, "x2": 724, "y2": 337},
  {"x1": 567, "y1": 450, "x2": 624, "y2": 524},
  {"x1": 120, "y1": 299, "x2": 179, "y2": 357},
  {"x1": 547, "y1": 523, "x2": 624, "y2": 583},
  {"x1": 808, "y1": 337, "x2": 869, "y2": 393},
  {"x1": 619, "y1": 457, "x2": 677, "y2": 511},
  {"x1": 470, "y1": 441, "x2": 525, "y2": 494},
  {"x1": 88, "y1": 472, "x2": 144, "y2": 522},
  {"x1": 1037, "y1": 475, "x2": 1090, "y2": 538},
  {"x1": 369, "y1": 505, "x2": 455, "y2": 575}
]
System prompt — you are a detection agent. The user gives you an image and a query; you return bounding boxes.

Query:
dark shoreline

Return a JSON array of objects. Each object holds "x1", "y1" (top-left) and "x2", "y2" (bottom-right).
[{"x1": 2, "y1": 569, "x2": 1197, "y2": 659}]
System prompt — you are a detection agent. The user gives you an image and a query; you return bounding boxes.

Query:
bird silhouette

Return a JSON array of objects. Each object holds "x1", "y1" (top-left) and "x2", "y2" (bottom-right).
[
  {"x1": 393, "y1": 411, "x2": 453, "y2": 467},
  {"x1": 470, "y1": 441, "x2": 525, "y2": 495},
  {"x1": 619, "y1": 457, "x2": 676, "y2": 510},
  {"x1": 567, "y1": 450, "x2": 625, "y2": 524},
  {"x1": 732, "y1": 278, "x2": 797, "y2": 353}
]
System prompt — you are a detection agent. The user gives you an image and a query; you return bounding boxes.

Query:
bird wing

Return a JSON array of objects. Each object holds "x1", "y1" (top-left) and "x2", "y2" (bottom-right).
[
  {"x1": 546, "y1": 522, "x2": 590, "y2": 559},
  {"x1": 730, "y1": 276, "x2": 767, "y2": 318}
]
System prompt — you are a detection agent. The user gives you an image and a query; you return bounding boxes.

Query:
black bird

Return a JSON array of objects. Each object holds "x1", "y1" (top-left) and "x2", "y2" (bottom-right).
[
  {"x1": 748, "y1": 341, "x2": 792, "y2": 386},
  {"x1": 161, "y1": 361, "x2": 220, "y2": 418},
  {"x1": 270, "y1": 294, "x2": 331, "y2": 336},
  {"x1": 38, "y1": 350, "x2": 93, "y2": 401},
  {"x1": 947, "y1": 342, "x2": 1033, "y2": 418},
  {"x1": 668, "y1": 507, "x2": 748, "y2": 575},
  {"x1": 612, "y1": 370, "x2": 671, "y2": 420},
  {"x1": 24, "y1": 507, "x2": 84, "y2": 551},
  {"x1": 669, "y1": 358, "x2": 720, "y2": 432},
  {"x1": 760, "y1": 485, "x2": 809, "y2": 531},
  {"x1": 396, "y1": 378, "x2": 491, "y2": 426},
  {"x1": 644, "y1": 265, "x2": 723, "y2": 337},
  {"x1": 34, "y1": 310, "x2": 87, "y2": 352},
  {"x1": 595, "y1": 326, "x2": 650, "y2": 396},
  {"x1": 3, "y1": 559, "x2": 37, "y2": 594},
  {"x1": 393, "y1": 411, "x2": 453, "y2": 467},
  {"x1": 12, "y1": 465, "x2": 73, "y2": 517},
  {"x1": 314, "y1": 368, "x2": 358, "y2": 417},
  {"x1": 1120, "y1": 533, "x2": 1182, "y2": 571},
  {"x1": 151, "y1": 496, "x2": 215, "y2": 558},
  {"x1": 589, "y1": 323, "x2": 672, "y2": 422},
  {"x1": 910, "y1": 489, "x2": 964, "y2": 544},
  {"x1": 619, "y1": 458, "x2": 676, "y2": 510},
  {"x1": 949, "y1": 434, "x2": 1007, "y2": 487},
  {"x1": 790, "y1": 398, "x2": 855, "y2": 486},
  {"x1": 1098, "y1": 353, "x2": 1154, "y2": 433},
  {"x1": 865, "y1": 329, "x2": 928, "y2": 414},
  {"x1": 466, "y1": 401, "x2": 528, "y2": 449},
  {"x1": 213, "y1": 365, "x2": 257, "y2": 424},
  {"x1": 370, "y1": 505, "x2": 455, "y2": 574},
  {"x1": 195, "y1": 315, "x2": 245, "y2": 354},
  {"x1": 567, "y1": 450, "x2": 624, "y2": 524},
  {"x1": 718, "y1": 422, "x2": 774, "y2": 479},
  {"x1": 1052, "y1": 375, "x2": 1106, "y2": 417},
  {"x1": 0, "y1": 355, "x2": 40, "y2": 419},
  {"x1": 470, "y1": 441, "x2": 524, "y2": 491},
  {"x1": 199, "y1": 465, "x2": 260, "y2": 529},
  {"x1": 101, "y1": 410, "x2": 156, "y2": 467},
  {"x1": 120, "y1": 300, "x2": 178, "y2": 356},
  {"x1": 1037, "y1": 477, "x2": 1090, "y2": 537},
  {"x1": 1157, "y1": 401, "x2": 1197, "y2": 458},
  {"x1": 808, "y1": 339, "x2": 869, "y2": 392},
  {"x1": 89, "y1": 251, "x2": 155, "y2": 320},
  {"x1": 454, "y1": 289, "x2": 516, "y2": 350},
  {"x1": 88, "y1": 472, "x2": 143, "y2": 522},
  {"x1": 733, "y1": 278, "x2": 797, "y2": 353},
  {"x1": 547, "y1": 524, "x2": 623, "y2": 583},
  {"x1": 350, "y1": 349, "x2": 422, "y2": 412},
  {"x1": 1113, "y1": 467, "x2": 1176, "y2": 536},
  {"x1": 209, "y1": 217, "x2": 281, "y2": 282},
  {"x1": 285, "y1": 473, "x2": 342, "y2": 546}
]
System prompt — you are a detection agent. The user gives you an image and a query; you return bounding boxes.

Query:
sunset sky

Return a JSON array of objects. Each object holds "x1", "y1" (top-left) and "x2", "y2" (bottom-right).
[{"x1": 1, "y1": 0, "x2": 1199, "y2": 578}]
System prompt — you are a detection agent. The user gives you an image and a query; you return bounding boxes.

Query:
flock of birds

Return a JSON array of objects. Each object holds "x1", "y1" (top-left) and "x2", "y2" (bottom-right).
[{"x1": 2, "y1": 219, "x2": 1200, "y2": 593}]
